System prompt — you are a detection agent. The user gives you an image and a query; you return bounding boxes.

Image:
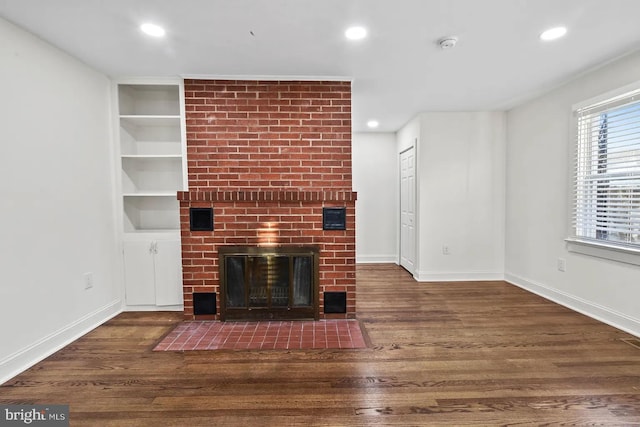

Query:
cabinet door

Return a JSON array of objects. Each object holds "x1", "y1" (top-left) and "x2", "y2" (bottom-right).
[
  {"x1": 123, "y1": 240, "x2": 156, "y2": 305},
  {"x1": 154, "y1": 239, "x2": 183, "y2": 306}
]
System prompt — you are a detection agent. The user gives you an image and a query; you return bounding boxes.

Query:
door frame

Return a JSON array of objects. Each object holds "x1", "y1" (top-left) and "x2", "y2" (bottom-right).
[{"x1": 399, "y1": 145, "x2": 417, "y2": 275}]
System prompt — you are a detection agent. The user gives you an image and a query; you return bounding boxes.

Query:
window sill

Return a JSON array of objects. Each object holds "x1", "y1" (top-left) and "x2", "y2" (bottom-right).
[{"x1": 565, "y1": 238, "x2": 640, "y2": 266}]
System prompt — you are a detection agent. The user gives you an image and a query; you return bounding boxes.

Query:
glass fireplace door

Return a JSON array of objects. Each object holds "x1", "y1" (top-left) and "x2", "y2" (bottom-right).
[
  {"x1": 247, "y1": 255, "x2": 289, "y2": 308},
  {"x1": 220, "y1": 246, "x2": 319, "y2": 320}
]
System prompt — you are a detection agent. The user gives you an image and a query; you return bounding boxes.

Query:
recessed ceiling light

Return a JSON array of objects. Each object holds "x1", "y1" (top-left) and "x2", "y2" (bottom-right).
[
  {"x1": 345, "y1": 26, "x2": 367, "y2": 40},
  {"x1": 540, "y1": 26, "x2": 567, "y2": 41},
  {"x1": 140, "y1": 23, "x2": 166, "y2": 38},
  {"x1": 367, "y1": 120, "x2": 379, "y2": 129}
]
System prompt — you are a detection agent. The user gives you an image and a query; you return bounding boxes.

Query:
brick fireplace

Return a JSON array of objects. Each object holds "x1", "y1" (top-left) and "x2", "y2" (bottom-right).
[{"x1": 178, "y1": 79, "x2": 356, "y2": 320}]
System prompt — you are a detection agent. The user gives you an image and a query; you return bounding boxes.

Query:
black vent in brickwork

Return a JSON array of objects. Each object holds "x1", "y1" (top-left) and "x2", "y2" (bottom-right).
[
  {"x1": 323, "y1": 207, "x2": 346, "y2": 230},
  {"x1": 324, "y1": 291, "x2": 347, "y2": 314},
  {"x1": 190, "y1": 208, "x2": 213, "y2": 231},
  {"x1": 193, "y1": 293, "x2": 216, "y2": 315}
]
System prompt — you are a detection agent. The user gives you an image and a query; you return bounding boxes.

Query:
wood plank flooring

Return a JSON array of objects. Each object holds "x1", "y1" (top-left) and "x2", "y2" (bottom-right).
[{"x1": 2, "y1": 264, "x2": 640, "y2": 426}]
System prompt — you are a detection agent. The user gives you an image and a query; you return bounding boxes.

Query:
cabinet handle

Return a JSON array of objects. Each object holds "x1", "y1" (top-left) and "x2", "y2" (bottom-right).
[
  {"x1": 149, "y1": 242, "x2": 154, "y2": 254},
  {"x1": 153, "y1": 242, "x2": 159, "y2": 254}
]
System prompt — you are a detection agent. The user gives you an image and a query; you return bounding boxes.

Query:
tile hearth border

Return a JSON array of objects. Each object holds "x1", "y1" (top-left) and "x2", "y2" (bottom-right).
[{"x1": 153, "y1": 319, "x2": 367, "y2": 351}]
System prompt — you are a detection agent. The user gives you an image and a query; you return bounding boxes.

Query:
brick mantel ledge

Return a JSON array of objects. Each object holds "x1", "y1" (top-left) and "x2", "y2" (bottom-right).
[{"x1": 177, "y1": 190, "x2": 357, "y2": 203}]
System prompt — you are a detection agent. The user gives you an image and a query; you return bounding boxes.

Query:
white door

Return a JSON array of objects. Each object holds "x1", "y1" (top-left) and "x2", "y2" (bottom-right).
[
  {"x1": 154, "y1": 239, "x2": 183, "y2": 306},
  {"x1": 123, "y1": 240, "x2": 156, "y2": 305},
  {"x1": 400, "y1": 147, "x2": 416, "y2": 273}
]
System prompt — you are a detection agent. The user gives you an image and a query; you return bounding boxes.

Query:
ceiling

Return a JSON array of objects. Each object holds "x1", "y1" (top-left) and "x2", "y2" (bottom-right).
[{"x1": 2, "y1": 0, "x2": 640, "y2": 133}]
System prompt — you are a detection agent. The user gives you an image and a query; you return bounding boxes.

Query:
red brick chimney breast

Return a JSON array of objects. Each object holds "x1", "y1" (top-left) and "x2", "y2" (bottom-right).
[{"x1": 179, "y1": 80, "x2": 356, "y2": 320}]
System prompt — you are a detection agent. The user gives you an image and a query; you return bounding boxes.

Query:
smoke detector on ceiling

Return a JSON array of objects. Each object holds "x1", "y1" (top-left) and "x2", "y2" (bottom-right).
[{"x1": 438, "y1": 37, "x2": 458, "y2": 50}]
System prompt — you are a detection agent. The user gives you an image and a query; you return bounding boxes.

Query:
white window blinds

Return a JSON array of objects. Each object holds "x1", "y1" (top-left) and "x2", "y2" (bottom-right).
[{"x1": 573, "y1": 88, "x2": 640, "y2": 248}]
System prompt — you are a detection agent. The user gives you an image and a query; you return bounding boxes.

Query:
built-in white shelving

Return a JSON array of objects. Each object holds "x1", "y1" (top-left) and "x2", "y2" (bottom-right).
[
  {"x1": 115, "y1": 80, "x2": 186, "y2": 309},
  {"x1": 116, "y1": 83, "x2": 186, "y2": 233}
]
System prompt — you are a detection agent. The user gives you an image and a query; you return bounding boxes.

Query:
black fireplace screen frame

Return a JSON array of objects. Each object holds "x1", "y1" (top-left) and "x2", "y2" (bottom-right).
[{"x1": 218, "y1": 245, "x2": 320, "y2": 321}]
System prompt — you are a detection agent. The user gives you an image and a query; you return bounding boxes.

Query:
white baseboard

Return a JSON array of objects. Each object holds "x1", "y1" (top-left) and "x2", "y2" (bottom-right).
[
  {"x1": 356, "y1": 255, "x2": 398, "y2": 264},
  {"x1": 415, "y1": 271, "x2": 505, "y2": 282},
  {"x1": 0, "y1": 299, "x2": 122, "y2": 385},
  {"x1": 123, "y1": 304, "x2": 183, "y2": 312},
  {"x1": 505, "y1": 272, "x2": 640, "y2": 338}
]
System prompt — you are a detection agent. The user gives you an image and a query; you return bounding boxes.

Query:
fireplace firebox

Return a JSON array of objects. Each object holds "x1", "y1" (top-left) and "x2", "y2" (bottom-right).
[{"x1": 219, "y1": 246, "x2": 320, "y2": 320}]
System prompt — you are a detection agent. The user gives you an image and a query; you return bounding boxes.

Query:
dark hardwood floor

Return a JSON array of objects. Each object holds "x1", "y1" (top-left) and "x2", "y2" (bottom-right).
[{"x1": 2, "y1": 264, "x2": 640, "y2": 426}]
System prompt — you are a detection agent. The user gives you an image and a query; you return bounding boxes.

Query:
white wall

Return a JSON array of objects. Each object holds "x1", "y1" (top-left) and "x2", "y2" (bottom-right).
[
  {"x1": 0, "y1": 18, "x2": 122, "y2": 383},
  {"x1": 506, "y1": 50, "x2": 640, "y2": 336},
  {"x1": 352, "y1": 133, "x2": 398, "y2": 263},
  {"x1": 395, "y1": 113, "x2": 506, "y2": 281},
  {"x1": 397, "y1": 116, "x2": 420, "y2": 154},
  {"x1": 415, "y1": 112, "x2": 506, "y2": 281}
]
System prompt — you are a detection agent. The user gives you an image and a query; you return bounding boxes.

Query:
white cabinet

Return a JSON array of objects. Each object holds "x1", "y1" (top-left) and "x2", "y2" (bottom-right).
[
  {"x1": 123, "y1": 238, "x2": 183, "y2": 307},
  {"x1": 114, "y1": 80, "x2": 186, "y2": 310}
]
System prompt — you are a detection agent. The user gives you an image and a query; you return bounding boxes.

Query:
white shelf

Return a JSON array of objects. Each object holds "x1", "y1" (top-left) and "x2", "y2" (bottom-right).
[
  {"x1": 120, "y1": 115, "x2": 181, "y2": 126},
  {"x1": 118, "y1": 84, "x2": 180, "y2": 116},
  {"x1": 123, "y1": 229, "x2": 181, "y2": 238},
  {"x1": 120, "y1": 116, "x2": 181, "y2": 156},
  {"x1": 123, "y1": 192, "x2": 178, "y2": 197},
  {"x1": 123, "y1": 196, "x2": 180, "y2": 232},
  {"x1": 121, "y1": 154, "x2": 182, "y2": 159},
  {"x1": 121, "y1": 156, "x2": 182, "y2": 194}
]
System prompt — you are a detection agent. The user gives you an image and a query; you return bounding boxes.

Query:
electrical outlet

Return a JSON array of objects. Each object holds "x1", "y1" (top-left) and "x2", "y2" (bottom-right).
[
  {"x1": 557, "y1": 258, "x2": 566, "y2": 272},
  {"x1": 83, "y1": 272, "x2": 94, "y2": 289},
  {"x1": 442, "y1": 245, "x2": 450, "y2": 255}
]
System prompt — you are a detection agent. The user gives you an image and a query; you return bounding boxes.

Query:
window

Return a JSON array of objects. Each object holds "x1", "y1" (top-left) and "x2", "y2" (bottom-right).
[{"x1": 572, "y1": 86, "x2": 640, "y2": 254}]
